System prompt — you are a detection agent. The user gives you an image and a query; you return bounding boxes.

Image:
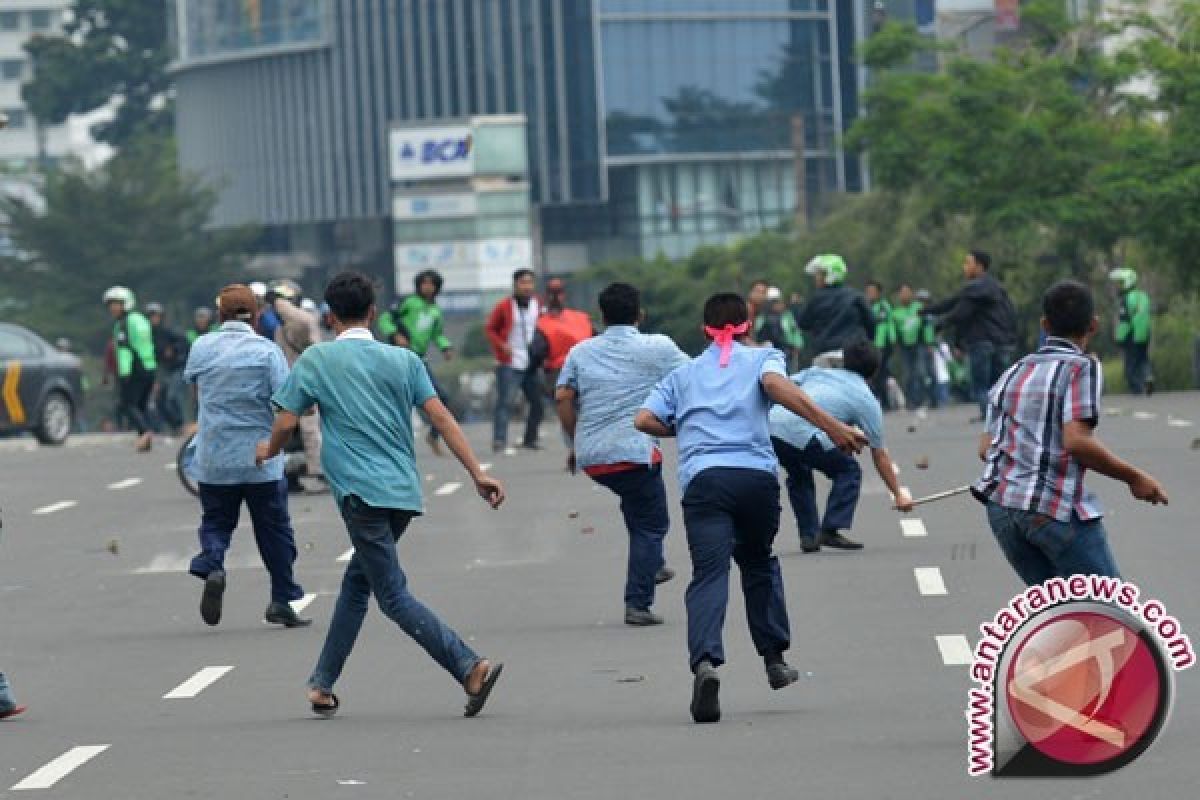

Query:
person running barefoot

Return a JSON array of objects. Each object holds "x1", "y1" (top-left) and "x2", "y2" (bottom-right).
[{"x1": 260, "y1": 271, "x2": 506, "y2": 719}]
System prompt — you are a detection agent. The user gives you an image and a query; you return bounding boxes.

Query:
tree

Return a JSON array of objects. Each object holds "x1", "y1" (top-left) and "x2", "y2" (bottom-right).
[
  {"x1": 22, "y1": 0, "x2": 171, "y2": 149},
  {"x1": 0, "y1": 135, "x2": 256, "y2": 346}
]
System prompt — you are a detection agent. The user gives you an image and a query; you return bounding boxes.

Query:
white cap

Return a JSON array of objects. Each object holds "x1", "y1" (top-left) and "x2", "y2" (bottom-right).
[{"x1": 766, "y1": 287, "x2": 783, "y2": 301}]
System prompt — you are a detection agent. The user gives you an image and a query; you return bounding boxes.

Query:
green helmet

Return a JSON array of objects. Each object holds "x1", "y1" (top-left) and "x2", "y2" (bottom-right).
[
  {"x1": 805, "y1": 254, "x2": 848, "y2": 285},
  {"x1": 1108, "y1": 267, "x2": 1137, "y2": 292},
  {"x1": 102, "y1": 286, "x2": 136, "y2": 311}
]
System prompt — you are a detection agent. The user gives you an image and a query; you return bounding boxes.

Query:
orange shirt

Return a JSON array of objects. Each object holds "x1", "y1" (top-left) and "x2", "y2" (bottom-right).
[{"x1": 537, "y1": 308, "x2": 594, "y2": 370}]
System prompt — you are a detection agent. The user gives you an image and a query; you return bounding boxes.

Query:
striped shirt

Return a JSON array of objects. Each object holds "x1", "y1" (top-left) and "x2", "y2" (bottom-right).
[{"x1": 974, "y1": 337, "x2": 1103, "y2": 522}]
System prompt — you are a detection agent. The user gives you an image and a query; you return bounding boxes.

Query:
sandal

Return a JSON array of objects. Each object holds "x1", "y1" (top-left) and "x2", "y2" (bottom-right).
[
  {"x1": 463, "y1": 661, "x2": 504, "y2": 718},
  {"x1": 309, "y1": 691, "x2": 339, "y2": 719}
]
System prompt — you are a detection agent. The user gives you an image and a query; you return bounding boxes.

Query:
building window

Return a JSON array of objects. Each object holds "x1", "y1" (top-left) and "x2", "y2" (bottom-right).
[
  {"x1": 1, "y1": 60, "x2": 23, "y2": 81},
  {"x1": 30, "y1": 10, "x2": 52, "y2": 30},
  {"x1": 3, "y1": 109, "x2": 28, "y2": 130},
  {"x1": 0, "y1": 12, "x2": 19, "y2": 31}
]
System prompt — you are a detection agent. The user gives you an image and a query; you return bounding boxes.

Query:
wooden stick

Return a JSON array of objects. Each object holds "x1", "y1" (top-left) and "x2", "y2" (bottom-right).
[{"x1": 895, "y1": 485, "x2": 972, "y2": 510}]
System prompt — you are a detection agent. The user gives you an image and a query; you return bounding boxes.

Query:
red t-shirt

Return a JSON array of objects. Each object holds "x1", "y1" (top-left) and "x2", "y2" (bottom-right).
[{"x1": 537, "y1": 309, "x2": 594, "y2": 370}]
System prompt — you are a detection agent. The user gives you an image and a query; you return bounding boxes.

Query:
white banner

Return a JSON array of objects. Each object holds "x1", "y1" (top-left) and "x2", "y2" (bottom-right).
[
  {"x1": 389, "y1": 125, "x2": 474, "y2": 181},
  {"x1": 392, "y1": 192, "x2": 478, "y2": 219}
]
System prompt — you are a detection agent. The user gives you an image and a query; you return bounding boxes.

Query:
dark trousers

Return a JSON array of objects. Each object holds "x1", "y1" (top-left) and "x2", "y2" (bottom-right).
[
  {"x1": 117, "y1": 371, "x2": 155, "y2": 435},
  {"x1": 189, "y1": 479, "x2": 304, "y2": 604},
  {"x1": 968, "y1": 341, "x2": 1014, "y2": 417},
  {"x1": 899, "y1": 345, "x2": 927, "y2": 409},
  {"x1": 870, "y1": 345, "x2": 894, "y2": 410},
  {"x1": 1122, "y1": 342, "x2": 1151, "y2": 395},
  {"x1": 493, "y1": 365, "x2": 543, "y2": 447},
  {"x1": 681, "y1": 468, "x2": 790, "y2": 671},
  {"x1": 772, "y1": 436, "x2": 862, "y2": 537},
  {"x1": 591, "y1": 465, "x2": 670, "y2": 611}
]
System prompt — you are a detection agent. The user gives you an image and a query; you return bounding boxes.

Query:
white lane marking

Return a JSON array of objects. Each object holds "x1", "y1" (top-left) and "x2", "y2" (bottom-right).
[
  {"x1": 291, "y1": 593, "x2": 318, "y2": 613},
  {"x1": 900, "y1": 519, "x2": 927, "y2": 538},
  {"x1": 107, "y1": 478, "x2": 143, "y2": 491},
  {"x1": 504, "y1": 447, "x2": 517, "y2": 457},
  {"x1": 164, "y1": 462, "x2": 177, "y2": 470},
  {"x1": 163, "y1": 666, "x2": 235, "y2": 699},
  {"x1": 936, "y1": 635, "x2": 973, "y2": 666},
  {"x1": 480, "y1": 462, "x2": 492, "y2": 471},
  {"x1": 434, "y1": 481, "x2": 463, "y2": 496},
  {"x1": 1132, "y1": 411, "x2": 1158, "y2": 421},
  {"x1": 1168, "y1": 417, "x2": 1194, "y2": 428},
  {"x1": 11, "y1": 745, "x2": 111, "y2": 791},
  {"x1": 32, "y1": 501, "x2": 76, "y2": 516},
  {"x1": 914, "y1": 567, "x2": 948, "y2": 596},
  {"x1": 336, "y1": 548, "x2": 354, "y2": 563}
]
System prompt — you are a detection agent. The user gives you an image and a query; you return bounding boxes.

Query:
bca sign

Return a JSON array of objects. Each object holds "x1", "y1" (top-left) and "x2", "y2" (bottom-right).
[{"x1": 390, "y1": 126, "x2": 474, "y2": 181}]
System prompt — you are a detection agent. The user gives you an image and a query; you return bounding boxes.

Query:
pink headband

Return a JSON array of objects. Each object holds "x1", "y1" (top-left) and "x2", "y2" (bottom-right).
[{"x1": 704, "y1": 321, "x2": 750, "y2": 367}]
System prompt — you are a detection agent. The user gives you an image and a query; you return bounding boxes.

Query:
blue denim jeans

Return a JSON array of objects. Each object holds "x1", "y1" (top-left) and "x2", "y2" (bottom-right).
[
  {"x1": 681, "y1": 468, "x2": 790, "y2": 671},
  {"x1": 1122, "y1": 342, "x2": 1151, "y2": 395},
  {"x1": 772, "y1": 436, "x2": 863, "y2": 537},
  {"x1": 985, "y1": 501, "x2": 1120, "y2": 585},
  {"x1": 590, "y1": 465, "x2": 670, "y2": 611},
  {"x1": 308, "y1": 496, "x2": 480, "y2": 694},
  {"x1": 968, "y1": 341, "x2": 1015, "y2": 417},
  {"x1": 493, "y1": 365, "x2": 543, "y2": 448},
  {"x1": 899, "y1": 344, "x2": 927, "y2": 409},
  {"x1": 0, "y1": 671, "x2": 16, "y2": 713}
]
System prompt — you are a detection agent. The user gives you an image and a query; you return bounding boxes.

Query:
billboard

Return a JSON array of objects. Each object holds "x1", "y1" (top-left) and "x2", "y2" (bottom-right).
[
  {"x1": 395, "y1": 238, "x2": 533, "y2": 293},
  {"x1": 392, "y1": 193, "x2": 478, "y2": 220},
  {"x1": 389, "y1": 125, "x2": 474, "y2": 181}
]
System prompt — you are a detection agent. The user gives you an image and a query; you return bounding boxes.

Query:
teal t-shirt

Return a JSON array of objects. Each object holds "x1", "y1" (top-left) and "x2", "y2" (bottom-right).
[{"x1": 272, "y1": 334, "x2": 436, "y2": 512}]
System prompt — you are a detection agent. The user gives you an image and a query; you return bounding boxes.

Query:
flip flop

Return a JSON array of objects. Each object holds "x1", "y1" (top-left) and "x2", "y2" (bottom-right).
[
  {"x1": 310, "y1": 692, "x2": 339, "y2": 719},
  {"x1": 463, "y1": 661, "x2": 504, "y2": 718},
  {"x1": 0, "y1": 705, "x2": 27, "y2": 720}
]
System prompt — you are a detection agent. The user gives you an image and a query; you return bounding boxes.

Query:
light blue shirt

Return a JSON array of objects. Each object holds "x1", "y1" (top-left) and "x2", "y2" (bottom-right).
[
  {"x1": 769, "y1": 367, "x2": 885, "y2": 451},
  {"x1": 271, "y1": 331, "x2": 436, "y2": 512},
  {"x1": 184, "y1": 321, "x2": 288, "y2": 485},
  {"x1": 641, "y1": 342, "x2": 788, "y2": 493},
  {"x1": 558, "y1": 325, "x2": 690, "y2": 469}
]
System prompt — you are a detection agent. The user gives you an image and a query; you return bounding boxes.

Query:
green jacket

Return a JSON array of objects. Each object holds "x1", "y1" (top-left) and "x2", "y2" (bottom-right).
[
  {"x1": 891, "y1": 301, "x2": 926, "y2": 348},
  {"x1": 871, "y1": 300, "x2": 896, "y2": 349},
  {"x1": 1116, "y1": 289, "x2": 1151, "y2": 345},
  {"x1": 113, "y1": 311, "x2": 156, "y2": 379},
  {"x1": 754, "y1": 309, "x2": 804, "y2": 350},
  {"x1": 379, "y1": 295, "x2": 451, "y2": 357},
  {"x1": 186, "y1": 327, "x2": 211, "y2": 345}
]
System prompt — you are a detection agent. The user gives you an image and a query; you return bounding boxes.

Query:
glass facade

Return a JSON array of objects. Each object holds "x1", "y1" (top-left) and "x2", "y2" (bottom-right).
[{"x1": 178, "y1": 0, "x2": 327, "y2": 62}]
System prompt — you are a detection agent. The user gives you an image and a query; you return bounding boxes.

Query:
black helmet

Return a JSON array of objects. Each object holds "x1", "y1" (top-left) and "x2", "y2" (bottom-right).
[{"x1": 413, "y1": 270, "x2": 443, "y2": 297}]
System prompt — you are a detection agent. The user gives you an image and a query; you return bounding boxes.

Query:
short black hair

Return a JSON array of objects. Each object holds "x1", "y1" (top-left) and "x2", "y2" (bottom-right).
[
  {"x1": 513, "y1": 268, "x2": 535, "y2": 285},
  {"x1": 970, "y1": 250, "x2": 992, "y2": 271},
  {"x1": 703, "y1": 292, "x2": 748, "y2": 329},
  {"x1": 598, "y1": 282, "x2": 640, "y2": 326},
  {"x1": 414, "y1": 269, "x2": 443, "y2": 296},
  {"x1": 1042, "y1": 280, "x2": 1094, "y2": 338},
  {"x1": 865, "y1": 280, "x2": 883, "y2": 293},
  {"x1": 842, "y1": 337, "x2": 882, "y2": 379},
  {"x1": 324, "y1": 270, "x2": 375, "y2": 322}
]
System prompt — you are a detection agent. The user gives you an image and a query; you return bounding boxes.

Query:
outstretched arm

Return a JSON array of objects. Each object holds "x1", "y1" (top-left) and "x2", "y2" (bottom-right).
[
  {"x1": 1064, "y1": 420, "x2": 1167, "y2": 505},
  {"x1": 257, "y1": 410, "x2": 301, "y2": 464},
  {"x1": 425, "y1": 397, "x2": 505, "y2": 508},
  {"x1": 870, "y1": 448, "x2": 913, "y2": 511},
  {"x1": 760, "y1": 373, "x2": 866, "y2": 454}
]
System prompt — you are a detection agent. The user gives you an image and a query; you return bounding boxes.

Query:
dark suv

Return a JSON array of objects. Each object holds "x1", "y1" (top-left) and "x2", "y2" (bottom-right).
[{"x1": 0, "y1": 323, "x2": 84, "y2": 445}]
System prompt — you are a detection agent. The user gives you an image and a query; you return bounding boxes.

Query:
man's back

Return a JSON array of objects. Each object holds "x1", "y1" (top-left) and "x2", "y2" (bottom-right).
[
  {"x1": 538, "y1": 308, "x2": 593, "y2": 370},
  {"x1": 769, "y1": 368, "x2": 884, "y2": 451},
  {"x1": 796, "y1": 286, "x2": 872, "y2": 355}
]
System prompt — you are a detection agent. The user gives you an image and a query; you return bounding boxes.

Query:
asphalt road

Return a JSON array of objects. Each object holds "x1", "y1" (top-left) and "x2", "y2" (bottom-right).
[{"x1": 1, "y1": 392, "x2": 1199, "y2": 799}]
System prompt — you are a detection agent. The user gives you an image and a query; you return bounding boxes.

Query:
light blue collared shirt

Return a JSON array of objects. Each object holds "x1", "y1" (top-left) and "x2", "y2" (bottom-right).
[
  {"x1": 557, "y1": 325, "x2": 690, "y2": 469},
  {"x1": 769, "y1": 367, "x2": 885, "y2": 451},
  {"x1": 641, "y1": 342, "x2": 788, "y2": 493},
  {"x1": 184, "y1": 320, "x2": 288, "y2": 485}
]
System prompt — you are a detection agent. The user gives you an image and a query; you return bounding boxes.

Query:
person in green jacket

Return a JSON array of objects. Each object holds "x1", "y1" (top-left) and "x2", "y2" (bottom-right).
[
  {"x1": 103, "y1": 286, "x2": 157, "y2": 451},
  {"x1": 864, "y1": 280, "x2": 896, "y2": 409},
  {"x1": 378, "y1": 270, "x2": 456, "y2": 454},
  {"x1": 1109, "y1": 267, "x2": 1153, "y2": 395}
]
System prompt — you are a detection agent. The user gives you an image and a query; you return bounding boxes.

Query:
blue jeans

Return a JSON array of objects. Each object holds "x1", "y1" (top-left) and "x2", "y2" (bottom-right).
[
  {"x1": 681, "y1": 468, "x2": 790, "y2": 671},
  {"x1": 1122, "y1": 342, "x2": 1150, "y2": 395},
  {"x1": 493, "y1": 365, "x2": 544, "y2": 447},
  {"x1": 899, "y1": 344, "x2": 927, "y2": 409},
  {"x1": 0, "y1": 671, "x2": 16, "y2": 713},
  {"x1": 773, "y1": 436, "x2": 862, "y2": 537},
  {"x1": 985, "y1": 502, "x2": 1120, "y2": 585},
  {"x1": 968, "y1": 341, "x2": 1015, "y2": 417},
  {"x1": 308, "y1": 496, "x2": 480, "y2": 693},
  {"x1": 190, "y1": 479, "x2": 304, "y2": 604},
  {"x1": 591, "y1": 465, "x2": 670, "y2": 611}
]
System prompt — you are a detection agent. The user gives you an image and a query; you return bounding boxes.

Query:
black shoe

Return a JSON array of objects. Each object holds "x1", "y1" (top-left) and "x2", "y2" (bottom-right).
[
  {"x1": 800, "y1": 535, "x2": 820, "y2": 553},
  {"x1": 520, "y1": 441, "x2": 542, "y2": 451},
  {"x1": 265, "y1": 601, "x2": 313, "y2": 628},
  {"x1": 200, "y1": 571, "x2": 225, "y2": 626},
  {"x1": 625, "y1": 608, "x2": 664, "y2": 626},
  {"x1": 690, "y1": 661, "x2": 721, "y2": 724},
  {"x1": 492, "y1": 441, "x2": 504, "y2": 453},
  {"x1": 818, "y1": 531, "x2": 863, "y2": 550},
  {"x1": 766, "y1": 662, "x2": 800, "y2": 690},
  {"x1": 655, "y1": 567, "x2": 676, "y2": 585}
]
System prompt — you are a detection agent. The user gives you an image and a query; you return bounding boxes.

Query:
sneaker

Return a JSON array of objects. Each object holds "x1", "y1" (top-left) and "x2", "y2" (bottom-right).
[
  {"x1": 818, "y1": 531, "x2": 863, "y2": 550},
  {"x1": 766, "y1": 662, "x2": 800, "y2": 690},
  {"x1": 625, "y1": 608, "x2": 664, "y2": 626},
  {"x1": 520, "y1": 441, "x2": 542, "y2": 451},
  {"x1": 690, "y1": 661, "x2": 721, "y2": 724},
  {"x1": 654, "y1": 567, "x2": 676, "y2": 585},
  {"x1": 265, "y1": 601, "x2": 313, "y2": 628},
  {"x1": 800, "y1": 535, "x2": 820, "y2": 553},
  {"x1": 200, "y1": 570, "x2": 226, "y2": 626}
]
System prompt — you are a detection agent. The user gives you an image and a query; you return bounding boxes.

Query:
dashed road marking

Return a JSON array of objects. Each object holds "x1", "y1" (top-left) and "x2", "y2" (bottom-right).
[
  {"x1": 291, "y1": 593, "x2": 318, "y2": 613},
  {"x1": 900, "y1": 519, "x2": 927, "y2": 538},
  {"x1": 107, "y1": 478, "x2": 143, "y2": 491},
  {"x1": 914, "y1": 567, "x2": 948, "y2": 596},
  {"x1": 11, "y1": 745, "x2": 110, "y2": 791},
  {"x1": 32, "y1": 501, "x2": 76, "y2": 515},
  {"x1": 336, "y1": 548, "x2": 354, "y2": 563},
  {"x1": 1168, "y1": 417, "x2": 1194, "y2": 428},
  {"x1": 164, "y1": 462, "x2": 177, "y2": 470},
  {"x1": 434, "y1": 481, "x2": 463, "y2": 496},
  {"x1": 891, "y1": 463, "x2": 901, "y2": 476},
  {"x1": 936, "y1": 635, "x2": 973, "y2": 666},
  {"x1": 1132, "y1": 411, "x2": 1158, "y2": 421},
  {"x1": 504, "y1": 447, "x2": 517, "y2": 457},
  {"x1": 163, "y1": 666, "x2": 235, "y2": 699},
  {"x1": 480, "y1": 462, "x2": 492, "y2": 471}
]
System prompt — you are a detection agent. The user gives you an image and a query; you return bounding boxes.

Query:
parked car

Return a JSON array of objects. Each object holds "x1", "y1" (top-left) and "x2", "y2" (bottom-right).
[{"x1": 0, "y1": 323, "x2": 84, "y2": 445}]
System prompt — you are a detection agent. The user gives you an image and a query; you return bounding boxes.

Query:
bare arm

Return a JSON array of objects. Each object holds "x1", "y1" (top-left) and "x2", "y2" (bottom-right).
[
  {"x1": 761, "y1": 373, "x2": 867, "y2": 454},
  {"x1": 871, "y1": 448, "x2": 913, "y2": 511},
  {"x1": 425, "y1": 397, "x2": 505, "y2": 508},
  {"x1": 1063, "y1": 420, "x2": 1167, "y2": 504},
  {"x1": 555, "y1": 386, "x2": 578, "y2": 439},
  {"x1": 978, "y1": 432, "x2": 991, "y2": 462},
  {"x1": 257, "y1": 410, "x2": 301, "y2": 464},
  {"x1": 634, "y1": 409, "x2": 675, "y2": 438}
]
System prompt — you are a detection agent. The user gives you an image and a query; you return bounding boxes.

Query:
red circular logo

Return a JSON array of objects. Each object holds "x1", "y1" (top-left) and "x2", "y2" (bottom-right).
[{"x1": 1005, "y1": 611, "x2": 1165, "y2": 766}]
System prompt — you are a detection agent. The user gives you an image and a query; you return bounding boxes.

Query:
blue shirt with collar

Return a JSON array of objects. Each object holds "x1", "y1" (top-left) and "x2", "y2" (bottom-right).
[
  {"x1": 769, "y1": 367, "x2": 885, "y2": 451},
  {"x1": 641, "y1": 342, "x2": 788, "y2": 493},
  {"x1": 184, "y1": 320, "x2": 288, "y2": 485}
]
